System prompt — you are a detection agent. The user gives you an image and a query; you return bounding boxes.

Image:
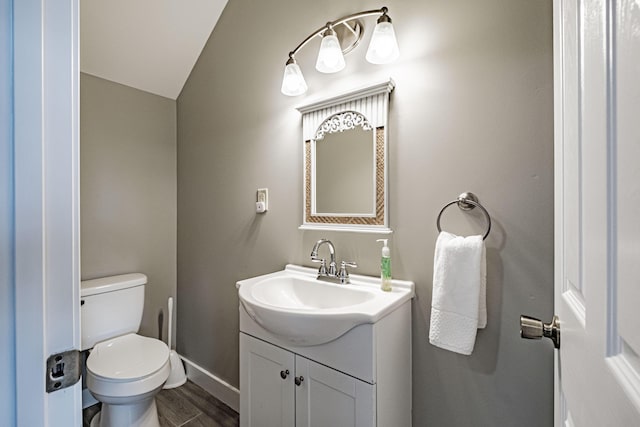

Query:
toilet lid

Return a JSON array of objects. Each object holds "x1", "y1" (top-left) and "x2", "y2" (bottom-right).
[{"x1": 87, "y1": 333, "x2": 169, "y2": 381}]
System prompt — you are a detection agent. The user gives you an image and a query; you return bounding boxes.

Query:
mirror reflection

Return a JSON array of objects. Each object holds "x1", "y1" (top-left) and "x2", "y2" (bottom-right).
[{"x1": 315, "y1": 126, "x2": 374, "y2": 214}]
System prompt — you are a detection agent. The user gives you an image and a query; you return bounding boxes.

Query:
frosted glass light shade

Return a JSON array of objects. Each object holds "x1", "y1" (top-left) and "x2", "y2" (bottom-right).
[
  {"x1": 366, "y1": 21, "x2": 400, "y2": 64},
  {"x1": 281, "y1": 61, "x2": 308, "y2": 96},
  {"x1": 315, "y1": 33, "x2": 346, "y2": 73}
]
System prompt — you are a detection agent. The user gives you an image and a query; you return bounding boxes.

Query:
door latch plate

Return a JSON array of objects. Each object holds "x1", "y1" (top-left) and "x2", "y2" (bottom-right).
[{"x1": 46, "y1": 349, "x2": 81, "y2": 393}]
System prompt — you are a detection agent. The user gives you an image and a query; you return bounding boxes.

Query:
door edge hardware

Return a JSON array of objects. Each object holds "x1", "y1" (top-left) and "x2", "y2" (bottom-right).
[{"x1": 46, "y1": 349, "x2": 81, "y2": 393}]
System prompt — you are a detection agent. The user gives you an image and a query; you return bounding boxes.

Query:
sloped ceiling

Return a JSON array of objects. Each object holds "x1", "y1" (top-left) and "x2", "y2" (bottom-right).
[{"x1": 80, "y1": 0, "x2": 228, "y2": 100}]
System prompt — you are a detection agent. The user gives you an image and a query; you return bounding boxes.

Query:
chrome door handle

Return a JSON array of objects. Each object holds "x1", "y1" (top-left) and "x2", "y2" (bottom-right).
[{"x1": 520, "y1": 314, "x2": 560, "y2": 349}]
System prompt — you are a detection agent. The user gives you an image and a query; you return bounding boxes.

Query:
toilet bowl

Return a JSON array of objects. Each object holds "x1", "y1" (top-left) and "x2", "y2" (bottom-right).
[
  {"x1": 81, "y1": 274, "x2": 171, "y2": 427},
  {"x1": 87, "y1": 334, "x2": 170, "y2": 427}
]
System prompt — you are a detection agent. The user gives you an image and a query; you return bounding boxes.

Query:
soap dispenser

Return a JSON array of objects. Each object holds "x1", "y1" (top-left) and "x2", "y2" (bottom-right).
[{"x1": 377, "y1": 239, "x2": 392, "y2": 292}]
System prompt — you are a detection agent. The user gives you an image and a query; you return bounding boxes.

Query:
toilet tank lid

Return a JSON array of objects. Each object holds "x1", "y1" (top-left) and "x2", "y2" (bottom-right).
[{"x1": 81, "y1": 273, "x2": 147, "y2": 297}]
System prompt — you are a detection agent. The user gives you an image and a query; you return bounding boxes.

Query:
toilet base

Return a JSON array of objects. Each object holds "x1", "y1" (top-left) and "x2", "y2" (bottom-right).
[{"x1": 89, "y1": 396, "x2": 160, "y2": 427}]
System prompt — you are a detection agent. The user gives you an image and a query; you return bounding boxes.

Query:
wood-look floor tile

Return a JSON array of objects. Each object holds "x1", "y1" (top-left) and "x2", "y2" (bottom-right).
[
  {"x1": 175, "y1": 381, "x2": 239, "y2": 426},
  {"x1": 81, "y1": 380, "x2": 238, "y2": 427},
  {"x1": 156, "y1": 387, "x2": 202, "y2": 426},
  {"x1": 182, "y1": 411, "x2": 228, "y2": 427},
  {"x1": 158, "y1": 406, "x2": 176, "y2": 427}
]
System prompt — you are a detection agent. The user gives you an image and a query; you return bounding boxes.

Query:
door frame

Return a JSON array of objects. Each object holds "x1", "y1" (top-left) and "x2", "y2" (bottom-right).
[
  {"x1": 13, "y1": 0, "x2": 82, "y2": 425},
  {"x1": 552, "y1": 0, "x2": 564, "y2": 424}
]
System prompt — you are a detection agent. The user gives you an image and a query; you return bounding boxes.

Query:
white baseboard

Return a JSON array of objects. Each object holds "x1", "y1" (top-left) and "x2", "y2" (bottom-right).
[{"x1": 180, "y1": 354, "x2": 240, "y2": 413}]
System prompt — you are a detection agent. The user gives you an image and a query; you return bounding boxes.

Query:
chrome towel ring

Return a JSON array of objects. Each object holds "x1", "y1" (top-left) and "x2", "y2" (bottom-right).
[{"x1": 436, "y1": 192, "x2": 492, "y2": 240}]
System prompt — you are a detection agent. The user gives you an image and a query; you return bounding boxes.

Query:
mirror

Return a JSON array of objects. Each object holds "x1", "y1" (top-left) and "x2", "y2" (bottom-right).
[
  {"x1": 315, "y1": 126, "x2": 373, "y2": 214},
  {"x1": 297, "y1": 80, "x2": 394, "y2": 232}
]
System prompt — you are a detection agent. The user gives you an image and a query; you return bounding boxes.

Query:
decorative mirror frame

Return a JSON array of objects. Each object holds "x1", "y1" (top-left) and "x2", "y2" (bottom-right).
[{"x1": 297, "y1": 79, "x2": 395, "y2": 233}]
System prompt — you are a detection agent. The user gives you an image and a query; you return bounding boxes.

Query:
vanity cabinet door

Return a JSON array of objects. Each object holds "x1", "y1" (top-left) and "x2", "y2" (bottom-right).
[
  {"x1": 240, "y1": 333, "x2": 295, "y2": 427},
  {"x1": 295, "y1": 356, "x2": 375, "y2": 427}
]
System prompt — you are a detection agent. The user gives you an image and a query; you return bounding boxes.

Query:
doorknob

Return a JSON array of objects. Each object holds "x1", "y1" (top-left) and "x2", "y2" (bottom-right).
[{"x1": 520, "y1": 314, "x2": 560, "y2": 349}]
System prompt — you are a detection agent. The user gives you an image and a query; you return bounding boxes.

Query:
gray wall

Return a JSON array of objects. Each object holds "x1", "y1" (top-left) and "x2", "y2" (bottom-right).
[
  {"x1": 81, "y1": 73, "x2": 177, "y2": 342},
  {"x1": 177, "y1": 0, "x2": 554, "y2": 425},
  {"x1": 0, "y1": 0, "x2": 15, "y2": 424}
]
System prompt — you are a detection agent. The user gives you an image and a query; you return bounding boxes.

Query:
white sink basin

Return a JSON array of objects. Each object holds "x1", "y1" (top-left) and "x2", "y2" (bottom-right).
[{"x1": 237, "y1": 264, "x2": 414, "y2": 346}]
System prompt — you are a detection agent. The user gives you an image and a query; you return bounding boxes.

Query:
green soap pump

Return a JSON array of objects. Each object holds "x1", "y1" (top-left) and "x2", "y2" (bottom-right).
[{"x1": 377, "y1": 239, "x2": 392, "y2": 292}]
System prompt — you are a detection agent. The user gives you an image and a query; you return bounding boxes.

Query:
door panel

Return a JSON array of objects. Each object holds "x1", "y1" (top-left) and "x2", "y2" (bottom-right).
[
  {"x1": 561, "y1": 0, "x2": 585, "y2": 306},
  {"x1": 295, "y1": 356, "x2": 375, "y2": 427},
  {"x1": 615, "y1": 0, "x2": 640, "y2": 361},
  {"x1": 240, "y1": 334, "x2": 295, "y2": 427},
  {"x1": 554, "y1": 0, "x2": 640, "y2": 424}
]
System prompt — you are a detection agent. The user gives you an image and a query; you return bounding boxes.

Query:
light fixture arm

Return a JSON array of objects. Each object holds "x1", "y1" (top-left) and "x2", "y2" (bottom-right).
[
  {"x1": 288, "y1": 7, "x2": 389, "y2": 59},
  {"x1": 281, "y1": 6, "x2": 398, "y2": 96}
]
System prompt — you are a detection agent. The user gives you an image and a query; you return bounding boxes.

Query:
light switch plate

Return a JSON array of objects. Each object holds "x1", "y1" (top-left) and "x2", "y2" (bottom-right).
[{"x1": 257, "y1": 188, "x2": 268, "y2": 213}]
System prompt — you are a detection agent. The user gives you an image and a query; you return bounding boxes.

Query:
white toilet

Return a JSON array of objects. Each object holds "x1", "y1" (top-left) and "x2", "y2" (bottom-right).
[{"x1": 81, "y1": 273, "x2": 170, "y2": 427}]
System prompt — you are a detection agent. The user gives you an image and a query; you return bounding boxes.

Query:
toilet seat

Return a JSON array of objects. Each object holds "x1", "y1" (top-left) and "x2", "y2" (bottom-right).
[
  {"x1": 87, "y1": 333, "x2": 170, "y2": 398},
  {"x1": 88, "y1": 333, "x2": 169, "y2": 380}
]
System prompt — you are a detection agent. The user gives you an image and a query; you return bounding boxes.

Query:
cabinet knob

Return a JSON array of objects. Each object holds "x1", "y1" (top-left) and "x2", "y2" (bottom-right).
[
  {"x1": 280, "y1": 369, "x2": 289, "y2": 379},
  {"x1": 295, "y1": 376, "x2": 304, "y2": 386}
]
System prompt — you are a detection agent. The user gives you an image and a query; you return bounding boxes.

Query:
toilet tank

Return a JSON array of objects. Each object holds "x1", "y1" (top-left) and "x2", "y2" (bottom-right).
[{"x1": 80, "y1": 273, "x2": 147, "y2": 351}]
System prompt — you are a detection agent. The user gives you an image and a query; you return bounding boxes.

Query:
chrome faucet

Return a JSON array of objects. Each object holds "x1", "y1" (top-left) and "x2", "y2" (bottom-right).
[
  {"x1": 310, "y1": 239, "x2": 357, "y2": 284},
  {"x1": 310, "y1": 239, "x2": 337, "y2": 276}
]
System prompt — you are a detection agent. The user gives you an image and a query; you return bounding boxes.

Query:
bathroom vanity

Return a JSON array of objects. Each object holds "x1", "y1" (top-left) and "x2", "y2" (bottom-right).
[{"x1": 237, "y1": 265, "x2": 414, "y2": 427}]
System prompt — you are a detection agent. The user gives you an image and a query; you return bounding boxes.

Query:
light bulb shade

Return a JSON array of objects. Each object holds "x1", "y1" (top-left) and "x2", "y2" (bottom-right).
[
  {"x1": 366, "y1": 21, "x2": 400, "y2": 64},
  {"x1": 315, "y1": 33, "x2": 346, "y2": 73},
  {"x1": 281, "y1": 60, "x2": 308, "y2": 96}
]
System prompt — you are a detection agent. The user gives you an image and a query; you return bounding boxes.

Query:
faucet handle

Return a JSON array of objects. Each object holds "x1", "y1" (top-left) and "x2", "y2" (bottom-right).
[
  {"x1": 338, "y1": 261, "x2": 357, "y2": 283},
  {"x1": 341, "y1": 261, "x2": 357, "y2": 269}
]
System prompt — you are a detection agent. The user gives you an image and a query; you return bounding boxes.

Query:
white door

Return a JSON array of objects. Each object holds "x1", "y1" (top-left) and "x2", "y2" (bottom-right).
[
  {"x1": 13, "y1": 0, "x2": 81, "y2": 425},
  {"x1": 240, "y1": 334, "x2": 295, "y2": 427},
  {"x1": 295, "y1": 356, "x2": 375, "y2": 427},
  {"x1": 551, "y1": 0, "x2": 640, "y2": 425}
]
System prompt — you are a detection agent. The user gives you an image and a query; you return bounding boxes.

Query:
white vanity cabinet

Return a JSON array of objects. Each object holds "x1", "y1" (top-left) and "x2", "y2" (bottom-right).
[
  {"x1": 241, "y1": 333, "x2": 375, "y2": 427},
  {"x1": 239, "y1": 299, "x2": 412, "y2": 427},
  {"x1": 240, "y1": 333, "x2": 295, "y2": 427}
]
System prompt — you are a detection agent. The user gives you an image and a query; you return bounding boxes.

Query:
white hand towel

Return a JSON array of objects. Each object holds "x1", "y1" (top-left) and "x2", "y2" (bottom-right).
[{"x1": 429, "y1": 231, "x2": 487, "y2": 355}]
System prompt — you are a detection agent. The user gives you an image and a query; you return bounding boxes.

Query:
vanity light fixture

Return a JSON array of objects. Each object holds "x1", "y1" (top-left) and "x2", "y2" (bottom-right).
[{"x1": 281, "y1": 7, "x2": 399, "y2": 96}]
